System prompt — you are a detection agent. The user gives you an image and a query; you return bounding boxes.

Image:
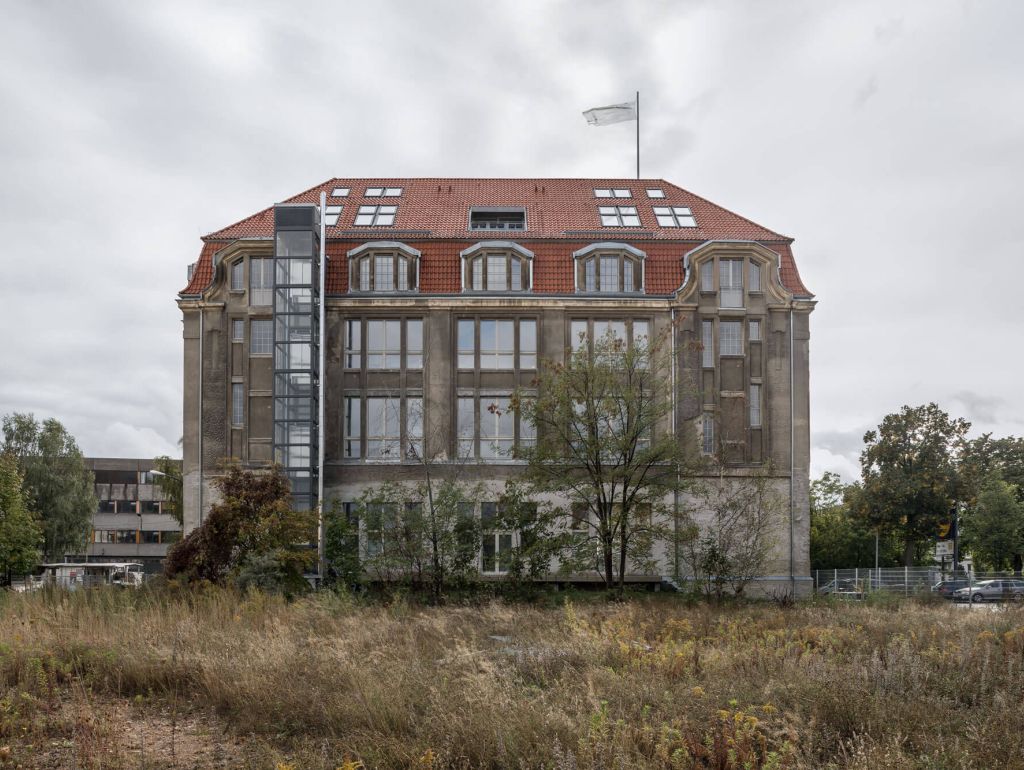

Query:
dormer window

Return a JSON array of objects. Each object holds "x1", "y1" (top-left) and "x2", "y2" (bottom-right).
[
  {"x1": 348, "y1": 243, "x2": 420, "y2": 293},
  {"x1": 324, "y1": 205, "x2": 342, "y2": 226},
  {"x1": 573, "y1": 243, "x2": 645, "y2": 293},
  {"x1": 469, "y1": 208, "x2": 526, "y2": 231},
  {"x1": 461, "y1": 242, "x2": 533, "y2": 292}
]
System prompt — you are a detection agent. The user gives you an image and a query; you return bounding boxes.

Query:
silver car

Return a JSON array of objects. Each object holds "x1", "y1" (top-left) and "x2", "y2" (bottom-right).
[{"x1": 953, "y1": 579, "x2": 1024, "y2": 603}]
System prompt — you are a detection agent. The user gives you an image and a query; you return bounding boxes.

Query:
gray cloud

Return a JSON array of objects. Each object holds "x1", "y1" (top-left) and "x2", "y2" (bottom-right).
[{"x1": 1, "y1": 0, "x2": 1022, "y2": 468}]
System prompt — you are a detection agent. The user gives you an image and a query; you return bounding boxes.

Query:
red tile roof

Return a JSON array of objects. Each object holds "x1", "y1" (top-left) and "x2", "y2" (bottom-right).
[{"x1": 182, "y1": 178, "x2": 812, "y2": 297}]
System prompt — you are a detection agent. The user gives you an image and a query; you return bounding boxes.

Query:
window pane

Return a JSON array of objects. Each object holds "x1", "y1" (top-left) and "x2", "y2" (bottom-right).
[
  {"x1": 457, "y1": 396, "x2": 475, "y2": 459},
  {"x1": 407, "y1": 397, "x2": 423, "y2": 459},
  {"x1": 519, "y1": 319, "x2": 536, "y2": 369},
  {"x1": 750, "y1": 384, "x2": 762, "y2": 428},
  {"x1": 720, "y1": 259, "x2": 743, "y2": 308},
  {"x1": 519, "y1": 398, "x2": 536, "y2": 448},
  {"x1": 623, "y1": 259, "x2": 634, "y2": 292},
  {"x1": 471, "y1": 258, "x2": 483, "y2": 290},
  {"x1": 749, "y1": 261, "x2": 761, "y2": 292},
  {"x1": 374, "y1": 255, "x2": 394, "y2": 291},
  {"x1": 275, "y1": 231, "x2": 314, "y2": 257},
  {"x1": 458, "y1": 319, "x2": 475, "y2": 369},
  {"x1": 397, "y1": 257, "x2": 408, "y2": 291},
  {"x1": 486, "y1": 255, "x2": 507, "y2": 291},
  {"x1": 749, "y1": 320, "x2": 761, "y2": 342},
  {"x1": 702, "y1": 413, "x2": 715, "y2": 454},
  {"x1": 633, "y1": 320, "x2": 649, "y2": 350},
  {"x1": 599, "y1": 256, "x2": 618, "y2": 292},
  {"x1": 275, "y1": 287, "x2": 312, "y2": 314},
  {"x1": 720, "y1": 321, "x2": 742, "y2": 356},
  {"x1": 230, "y1": 261, "x2": 244, "y2": 291},
  {"x1": 345, "y1": 320, "x2": 361, "y2": 368},
  {"x1": 480, "y1": 397, "x2": 512, "y2": 459},
  {"x1": 571, "y1": 320, "x2": 588, "y2": 351},
  {"x1": 613, "y1": 189, "x2": 631, "y2": 198},
  {"x1": 700, "y1": 260, "x2": 714, "y2": 292},
  {"x1": 585, "y1": 258, "x2": 596, "y2": 291},
  {"x1": 367, "y1": 397, "x2": 401, "y2": 460},
  {"x1": 701, "y1": 320, "x2": 713, "y2": 367},
  {"x1": 510, "y1": 259, "x2": 522, "y2": 290},
  {"x1": 251, "y1": 320, "x2": 272, "y2": 355},
  {"x1": 276, "y1": 258, "x2": 312, "y2": 286},
  {"x1": 231, "y1": 383, "x2": 244, "y2": 426},
  {"x1": 231, "y1": 319, "x2": 244, "y2": 342},
  {"x1": 344, "y1": 397, "x2": 360, "y2": 458},
  {"x1": 249, "y1": 258, "x2": 272, "y2": 306},
  {"x1": 406, "y1": 319, "x2": 423, "y2": 369},
  {"x1": 359, "y1": 259, "x2": 371, "y2": 291}
]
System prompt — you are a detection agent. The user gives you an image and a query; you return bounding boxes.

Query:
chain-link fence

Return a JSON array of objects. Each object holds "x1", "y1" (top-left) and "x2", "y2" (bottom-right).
[{"x1": 814, "y1": 567, "x2": 1024, "y2": 598}]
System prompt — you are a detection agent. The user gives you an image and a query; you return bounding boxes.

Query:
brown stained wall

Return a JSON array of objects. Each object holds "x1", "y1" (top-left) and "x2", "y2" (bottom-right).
[{"x1": 179, "y1": 237, "x2": 814, "y2": 589}]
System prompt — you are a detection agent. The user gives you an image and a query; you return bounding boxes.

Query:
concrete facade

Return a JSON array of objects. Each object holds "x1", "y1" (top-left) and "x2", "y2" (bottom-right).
[
  {"x1": 177, "y1": 178, "x2": 815, "y2": 592},
  {"x1": 73, "y1": 457, "x2": 183, "y2": 574}
]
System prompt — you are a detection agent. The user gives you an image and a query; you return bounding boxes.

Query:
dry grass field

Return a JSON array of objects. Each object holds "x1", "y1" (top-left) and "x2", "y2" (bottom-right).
[{"x1": 0, "y1": 587, "x2": 1022, "y2": 769}]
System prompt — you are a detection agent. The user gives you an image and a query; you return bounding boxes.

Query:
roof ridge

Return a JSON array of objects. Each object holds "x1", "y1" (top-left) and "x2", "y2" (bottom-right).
[
  {"x1": 202, "y1": 176, "x2": 335, "y2": 240},
  {"x1": 662, "y1": 181, "x2": 792, "y2": 243}
]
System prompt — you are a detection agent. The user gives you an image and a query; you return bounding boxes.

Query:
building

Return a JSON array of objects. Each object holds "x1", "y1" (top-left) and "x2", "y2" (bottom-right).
[
  {"x1": 73, "y1": 457, "x2": 183, "y2": 574},
  {"x1": 177, "y1": 178, "x2": 815, "y2": 590}
]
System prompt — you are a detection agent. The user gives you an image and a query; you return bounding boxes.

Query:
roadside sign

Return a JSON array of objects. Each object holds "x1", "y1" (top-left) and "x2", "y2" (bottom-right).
[{"x1": 935, "y1": 540, "x2": 954, "y2": 557}]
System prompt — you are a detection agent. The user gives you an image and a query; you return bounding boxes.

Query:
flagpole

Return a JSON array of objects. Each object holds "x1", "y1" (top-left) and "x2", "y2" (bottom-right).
[{"x1": 635, "y1": 90, "x2": 640, "y2": 179}]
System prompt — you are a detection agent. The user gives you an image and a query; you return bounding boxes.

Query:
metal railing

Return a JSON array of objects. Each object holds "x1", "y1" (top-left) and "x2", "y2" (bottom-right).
[{"x1": 814, "y1": 567, "x2": 1023, "y2": 596}]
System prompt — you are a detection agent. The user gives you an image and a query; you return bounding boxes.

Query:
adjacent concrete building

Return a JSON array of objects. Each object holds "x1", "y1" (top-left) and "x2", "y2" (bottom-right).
[
  {"x1": 177, "y1": 178, "x2": 815, "y2": 590},
  {"x1": 73, "y1": 457, "x2": 183, "y2": 573}
]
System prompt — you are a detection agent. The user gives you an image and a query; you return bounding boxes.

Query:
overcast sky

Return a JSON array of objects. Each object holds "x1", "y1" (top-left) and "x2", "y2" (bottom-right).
[{"x1": 1, "y1": 0, "x2": 1021, "y2": 481}]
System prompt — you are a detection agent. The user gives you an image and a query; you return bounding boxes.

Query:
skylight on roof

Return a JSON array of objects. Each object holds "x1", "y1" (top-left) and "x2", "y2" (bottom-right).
[
  {"x1": 331, "y1": 187, "x2": 350, "y2": 197},
  {"x1": 365, "y1": 187, "x2": 403, "y2": 197},
  {"x1": 598, "y1": 206, "x2": 641, "y2": 227},
  {"x1": 653, "y1": 206, "x2": 697, "y2": 228},
  {"x1": 324, "y1": 205, "x2": 342, "y2": 226},
  {"x1": 594, "y1": 188, "x2": 631, "y2": 198},
  {"x1": 646, "y1": 188, "x2": 665, "y2": 198},
  {"x1": 354, "y1": 205, "x2": 397, "y2": 226}
]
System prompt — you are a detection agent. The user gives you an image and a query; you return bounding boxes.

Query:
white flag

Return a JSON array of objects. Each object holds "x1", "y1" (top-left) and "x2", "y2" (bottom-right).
[{"x1": 583, "y1": 100, "x2": 637, "y2": 126}]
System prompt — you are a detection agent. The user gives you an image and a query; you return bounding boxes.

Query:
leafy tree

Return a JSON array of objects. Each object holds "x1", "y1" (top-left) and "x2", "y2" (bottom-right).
[
  {"x1": 517, "y1": 326, "x2": 691, "y2": 591},
  {"x1": 851, "y1": 404, "x2": 969, "y2": 566},
  {"x1": 494, "y1": 480, "x2": 560, "y2": 585},
  {"x1": 962, "y1": 435, "x2": 1024, "y2": 504},
  {"x1": 356, "y1": 478, "x2": 483, "y2": 600},
  {"x1": 961, "y1": 477, "x2": 1024, "y2": 572},
  {"x1": 809, "y1": 472, "x2": 900, "y2": 570},
  {"x1": 0, "y1": 453, "x2": 43, "y2": 578},
  {"x1": 323, "y1": 500, "x2": 361, "y2": 588},
  {"x1": 164, "y1": 464, "x2": 316, "y2": 589},
  {"x1": 1, "y1": 413, "x2": 95, "y2": 559},
  {"x1": 152, "y1": 455, "x2": 183, "y2": 526}
]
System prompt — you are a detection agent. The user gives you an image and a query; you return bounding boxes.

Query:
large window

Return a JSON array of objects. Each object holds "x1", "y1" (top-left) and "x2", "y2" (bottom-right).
[
  {"x1": 457, "y1": 318, "x2": 537, "y2": 370},
  {"x1": 351, "y1": 251, "x2": 417, "y2": 292},
  {"x1": 480, "y1": 502, "x2": 514, "y2": 574},
  {"x1": 720, "y1": 321, "x2": 743, "y2": 356},
  {"x1": 702, "y1": 413, "x2": 715, "y2": 455},
  {"x1": 720, "y1": 259, "x2": 743, "y2": 308},
  {"x1": 250, "y1": 319, "x2": 272, "y2": 355},
  {"x1": 229, "y1": 260, "x2": 244, "y2": 291},
  {"x1": 701, "y1": 320, "x2": 714, "y2": 368},
  {"x1": 249, "y1": 258, "x2": 273, "y2": 306},
  {"x1": 750, "y1": 384, "x2": 762, "y2": 428},
  {"x1": 462, "y1": 247, "x2": 531, "y2": 292},
  {"x1": 569, "y1": 318, "x2": 649, "y2": 356},
  {"x1": 577, "y1": 252, "x2": 642, "y2": 293},
  {"x1": 343, "y1": 395, "x2": 422, "y2": 462},
  {"x1": 345, "y1": 318, "x2": 423, "y2": 370},
  {"x1": 456, "y1": 394, "x2": 534, "y2": 461}
]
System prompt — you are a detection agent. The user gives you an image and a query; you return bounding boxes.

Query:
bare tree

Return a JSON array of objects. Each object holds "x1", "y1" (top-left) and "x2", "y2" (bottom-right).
[{"x1": 681, "y1": 462, "x2": 782, "y2": 599}]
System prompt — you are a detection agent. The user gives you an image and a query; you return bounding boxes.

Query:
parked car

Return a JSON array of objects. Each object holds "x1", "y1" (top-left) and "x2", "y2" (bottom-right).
[
  {"x1": 932, "y1": 579, "x2": 971, "y2": 599},
  {"x1": 953, "y1": 579, "x2": 1024, "y2": 603},
  {"x1": 817, "y1": 579, "x2": 865, "y2": 599}
]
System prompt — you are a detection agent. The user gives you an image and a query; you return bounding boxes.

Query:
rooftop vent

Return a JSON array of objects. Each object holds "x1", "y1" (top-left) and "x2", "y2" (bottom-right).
[{"x1": 470, "y1": 208, "x2": 526, "y2": 231}]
